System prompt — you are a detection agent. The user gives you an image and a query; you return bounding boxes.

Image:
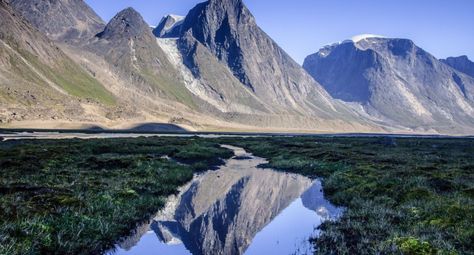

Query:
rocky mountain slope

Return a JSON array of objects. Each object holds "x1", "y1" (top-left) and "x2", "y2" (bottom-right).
[
  {"x1": 6, "y1": 1, "x2": 231, "y2": 130},
  {"x1": 153, "y1": 14, "x2": 184, "y2": 38},
  {"x1": 86, "y1": 8, "x2": 196, "y2": 107},
  {"x1": 155, "y1": 0, "x2": 381, "y2": 131},
  {"x1": 5, "y1": 0, "x2": 382, "y2": 132},
  {"x1": 3, "y1": 0, "x2": 472, "y2": 134},
  {"x1": 10, "y1": 0, "x2": 104, "y2": 44},
  {"x1": 442, "y1": 55, "x2": 474, "y2": 78},
  {"x1": 303, "y1": 35, "x2": 474, "y2": 134},
  {"x1": 0, "y1": 0, "x2": 117, "y2": 125}
]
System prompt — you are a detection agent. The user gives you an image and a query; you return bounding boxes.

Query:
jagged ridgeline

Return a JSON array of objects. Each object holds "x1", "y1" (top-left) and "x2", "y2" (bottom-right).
[{"x1": 1, "y1": 0, "x2": 473, "y2": 134}]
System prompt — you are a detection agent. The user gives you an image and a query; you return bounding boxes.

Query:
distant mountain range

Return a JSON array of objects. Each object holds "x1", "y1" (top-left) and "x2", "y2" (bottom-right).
[{"x1": 0, "y1": 0, "x2": 472, "y2": 134}]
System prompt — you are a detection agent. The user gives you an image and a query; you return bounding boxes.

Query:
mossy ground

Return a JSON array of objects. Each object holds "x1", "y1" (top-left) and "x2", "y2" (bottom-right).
[
  {"x1": 219, "y1": 136, "x2": 473, "y2": 255},
  {"x1": 0, "y1": 137, "x2": 233, "y2": 254}
]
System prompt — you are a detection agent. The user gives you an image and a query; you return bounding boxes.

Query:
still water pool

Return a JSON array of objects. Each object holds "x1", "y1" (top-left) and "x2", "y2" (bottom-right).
[{"x1": 109, "y1": 146, "x2": 342, "y2": 255}]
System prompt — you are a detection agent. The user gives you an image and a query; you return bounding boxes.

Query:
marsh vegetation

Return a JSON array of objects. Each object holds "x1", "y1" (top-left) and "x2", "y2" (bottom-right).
[
  {"x1": 221, "y1": 137, "x2": 474, "y2": 254},
  {"x1": 0, "y1": 135, "x2": 473, "y2": 254},
  {"x1": 0, "y1": 137, "x2": 232, "y2": 254}
]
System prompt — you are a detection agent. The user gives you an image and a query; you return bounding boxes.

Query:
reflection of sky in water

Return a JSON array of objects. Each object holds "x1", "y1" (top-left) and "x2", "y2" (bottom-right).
[
  {"x1": 245, "y1": 198, "x2": 322, "y2": 255},
  {"x1": 109, "y1": 146, "x2": 342, "y2": 255},
  {"x1": 111, "y1": 181, "x2": 341, "y2": 255}
]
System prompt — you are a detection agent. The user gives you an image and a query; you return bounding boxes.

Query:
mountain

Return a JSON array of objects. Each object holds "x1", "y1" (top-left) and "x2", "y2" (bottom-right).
[
  {"x1": 6, "y1": 0, "x2": 382, "y2": 132},
  {"x1": 7, "y1": 0, "x2": 470, "y2": 134},
  {"x1": 0, "y1": 0, "x2": 116, "y2": 125},
  {"x1": 153, "y1": 14, "x2": 184, "y2": 38},
  {"x1": 303, "y1": 35, "x2": 474, "y2": 134},
  {"x1": 86, "y1": 7, "x2": 196, "y2": 106},
  {"x1": 442, "y1": 55, "x2": 474, "y2": 78},
  {"x1": 177, "y1": 0, "x2": 336, "y2": 113},
  {"x1": 9, "y1": 1, "x2": 220, "y2": 130},
  {"x1": 10, "y1": 0, "x2": 104, "y2": 43},
  {"x1": 153, "y1": 0, "x2": 380, "y2": 131}
]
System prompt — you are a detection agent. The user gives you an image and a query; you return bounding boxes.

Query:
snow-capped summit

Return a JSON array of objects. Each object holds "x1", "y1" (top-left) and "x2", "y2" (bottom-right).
[
  {"x1": 303, "y1": 36, "x2": 474, "y2": 134},
  {"x1": 153, "y1": 14, "x2": 185, "y2": 38},
  {"x1": 318, "y1": 34, "x2": 387, "y2": 56},
  {"x1": 167, "y1": 14, "x2": 185, "y2": 22},
  {"x1": 349, "y1": 34, "x2": 386, "y2": 43}
]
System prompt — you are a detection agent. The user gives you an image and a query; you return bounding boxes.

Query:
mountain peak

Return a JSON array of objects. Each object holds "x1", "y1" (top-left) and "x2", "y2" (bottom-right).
[
  {"x1": 349, "y1": 34, "x2": 386, "y2": 43},
  {"x1": 303, "y1": 36, "x2": 474, "y2": 133},
  {"x1": 442, "y1": 55, "x2": 474, "y2": 78},
  {"x1": 153, "y1": 14, "x2": 184, "y2": 38},
  {"x1": 98, "y1": 7, "x2": 150, "y2": 40},
  {"x1": 112, "y1": 7, "x2": 143, "y2": 23},
  {"x1": 10, "y1": 0, "x2": 104, "y2": 43},
  {"x1": 180, "y1": 0, "x2": 255, "y2": 37},
  {"x1": 447, "y1": 55, "x2": 471, "y2": 62}
]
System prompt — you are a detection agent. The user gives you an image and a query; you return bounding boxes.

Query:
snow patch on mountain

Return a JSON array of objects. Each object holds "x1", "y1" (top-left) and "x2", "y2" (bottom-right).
[
  {"x1": 350, "y1": 34, "x2": 386, "y2": 43},
  {"x1": 162, "y1": 14, "x2": 184, "y2": 33}
]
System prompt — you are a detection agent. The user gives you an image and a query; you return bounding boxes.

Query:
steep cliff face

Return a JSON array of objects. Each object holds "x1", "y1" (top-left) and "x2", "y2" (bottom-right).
[
  {"x1": 10, "y1": 0, "x2": 104, "y2": 43},
  {"x1": 177, "y1": 0, "x2": 340, "y2": 115},
  {"x1": 0, "y1": 0, "x2": 115, "y2": 124},
  {"x1": 303, "y1": 36, "x2": 474, "y2": 134},
  {"x1": 153, "y1": 14, "x2": 184, "y2": 38},
  {"x1": 442, "y1": 55, "x2": 474, "y2": 78}
]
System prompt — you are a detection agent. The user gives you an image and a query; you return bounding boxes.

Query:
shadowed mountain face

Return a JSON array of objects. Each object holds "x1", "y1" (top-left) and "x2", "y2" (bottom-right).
[
  {"x1": 10, "y1": 0, "x2": 104, "y2": 43},
  {"x1": 303, "y1": 37, "x2": 474, "y2": 134},
  {"x1": 112, "y1": 146, "x2": 341, "y2": 255},
  {"x1": 442, "y1": 56, "x2": 474, "y2": 78},
  {"x1": 153, "y1": 14, "x2": 184, "y2": 38}
]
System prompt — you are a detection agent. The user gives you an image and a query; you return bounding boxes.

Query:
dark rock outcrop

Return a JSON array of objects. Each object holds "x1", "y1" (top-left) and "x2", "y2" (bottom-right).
[
  {"x1": 442, "y1": 55, "x2": 474, "y2": 78},
  {"x1": 153, "y1": 14, "x2": 184, "y2": 38}
]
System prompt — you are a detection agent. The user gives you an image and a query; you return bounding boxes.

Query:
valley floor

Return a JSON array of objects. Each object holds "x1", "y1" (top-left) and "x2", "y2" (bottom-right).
[{"x1": 0, "y1": 136, "x2": 472, "y2": 254}]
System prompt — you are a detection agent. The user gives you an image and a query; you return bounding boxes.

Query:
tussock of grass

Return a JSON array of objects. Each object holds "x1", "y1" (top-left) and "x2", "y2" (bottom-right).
[{"x1": 0, "y1": 137, "x2": 233, "y2": 254}]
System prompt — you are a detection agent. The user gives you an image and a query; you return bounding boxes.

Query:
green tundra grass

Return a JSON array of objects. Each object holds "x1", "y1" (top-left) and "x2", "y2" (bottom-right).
[
  {"x1": 220, "y1": 136, "x2": 473, "y2": 255},
  {"x1": 0, "y1": 136, "x2": 473, "y2": 255},
  {"x1": 0, "y1": 137, "x2": 233, "y2": 254}
]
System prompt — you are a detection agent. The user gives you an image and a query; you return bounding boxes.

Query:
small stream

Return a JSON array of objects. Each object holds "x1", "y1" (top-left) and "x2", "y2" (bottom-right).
[{"x1": 108, "y1": 145, "x2": 342, "y2": 255}]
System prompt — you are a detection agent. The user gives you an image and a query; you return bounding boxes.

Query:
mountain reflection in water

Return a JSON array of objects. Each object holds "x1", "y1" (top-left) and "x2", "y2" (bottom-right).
[{"x1": 110, "y1": 145, "x2": 342, "y2": 255}]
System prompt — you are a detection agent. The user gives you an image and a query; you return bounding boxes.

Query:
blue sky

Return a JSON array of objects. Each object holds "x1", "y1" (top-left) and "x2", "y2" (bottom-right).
[{"x1": 85, "y1": 0, "x2": 474, "y2": 64}]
